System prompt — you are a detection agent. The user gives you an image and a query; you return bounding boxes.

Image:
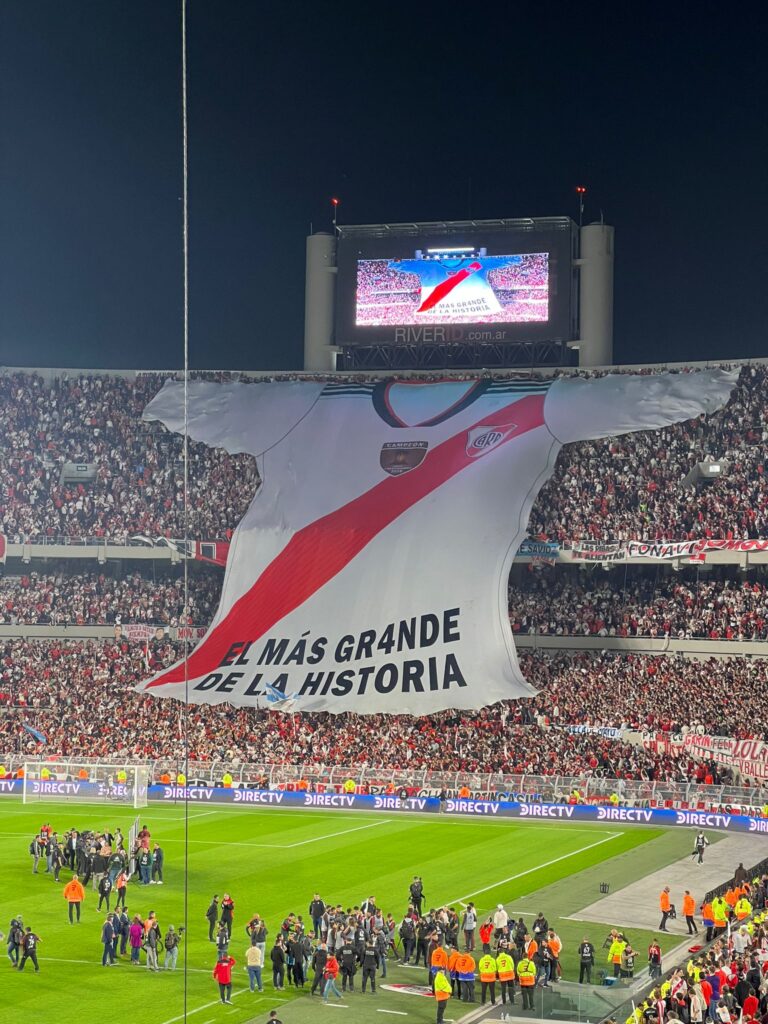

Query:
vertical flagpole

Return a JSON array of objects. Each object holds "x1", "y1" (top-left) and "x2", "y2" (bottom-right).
[{"x1": 180, "y1": 0, "x2": 191, "y2": 1018}]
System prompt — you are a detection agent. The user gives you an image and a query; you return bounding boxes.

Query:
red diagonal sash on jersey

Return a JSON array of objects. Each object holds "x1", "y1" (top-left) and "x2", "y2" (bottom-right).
[
  {"x1": 416, "y1": 261, "x2": 482, "y2": 313},
  {"x1": 144, "y1": 394, "x2": 546, "y2": 689}
]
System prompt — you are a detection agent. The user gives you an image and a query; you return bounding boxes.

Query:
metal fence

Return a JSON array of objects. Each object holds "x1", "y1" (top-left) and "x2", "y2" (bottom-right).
[{"x1": 3, "y1": 756, "x2": 767, "y2": 812}]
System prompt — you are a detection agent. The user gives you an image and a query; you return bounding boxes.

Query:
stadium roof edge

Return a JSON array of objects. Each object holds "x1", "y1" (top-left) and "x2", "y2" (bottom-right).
[{"x1": 1, "y1": 356, "x2": 766, "y2": 381}]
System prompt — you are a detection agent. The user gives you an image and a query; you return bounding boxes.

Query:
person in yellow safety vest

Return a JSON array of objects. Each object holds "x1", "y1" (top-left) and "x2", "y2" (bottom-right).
[
  {"x1": 41, "y1": 766, "x2": 50, "y2": 780},
  {"x1": 735, "y1": 895, "x2": 752, "y2": 920},
  {"x1": 762, "y1": 803, "x2": 768, "y2": 818},
  {"x1": 712, "y1": 896, "x2": 728, "y2": 934},
  {"x1": 609, "y1": 792, "x2": 620, "y2": 807},
  {"x1": 478, "y1": 951, "x2": 497, "y2": 1007},
  {"x1": 343, "y1": 778, "x2": 355, "y2": 794},
  {"x1": 517, "y1": 956, "x2": 536, "y2": 1011},
  {"x1": 496, "y1": 944, "x2": 516, "y2": 1016},
  {"x1": 0, "y1": 765, "x2": 6, "y2": 779},
  {"x1": 222, "y1": 773, "x2": 233, "y2": 788},
  {"x1": 607, "y1": 935, "x2": 627, "y2": 978},
  {"x1": 116, "y1": 769, "x2": 127, "y2": 784},
  {"x1": 176, "y1": 772, "x2": 186, "y2": 786},
  {"x1": 434, "y1": 968, "x2": 452, "y2": 1024}
]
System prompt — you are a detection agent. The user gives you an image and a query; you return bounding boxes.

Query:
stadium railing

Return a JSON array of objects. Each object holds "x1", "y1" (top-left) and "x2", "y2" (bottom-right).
[{"x1": 2, "y1": 757, "x2": 766, "y2": 813}]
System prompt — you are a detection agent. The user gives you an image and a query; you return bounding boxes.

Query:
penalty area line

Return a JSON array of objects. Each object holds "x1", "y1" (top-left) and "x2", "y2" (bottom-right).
[{"x1": 448, "y1": 831, "x2": 621, "y2": 905}]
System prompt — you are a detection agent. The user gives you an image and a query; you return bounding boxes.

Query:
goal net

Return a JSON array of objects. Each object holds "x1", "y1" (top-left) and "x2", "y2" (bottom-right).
[{"x1": 22, "y1": 763, "x2": 150, "y2": 809}]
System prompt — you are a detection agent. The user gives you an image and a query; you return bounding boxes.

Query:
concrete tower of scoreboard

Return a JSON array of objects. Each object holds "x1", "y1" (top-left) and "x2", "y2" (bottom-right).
[{"x1": 304, "y1": 218, "x2": 614, "y2": 371}]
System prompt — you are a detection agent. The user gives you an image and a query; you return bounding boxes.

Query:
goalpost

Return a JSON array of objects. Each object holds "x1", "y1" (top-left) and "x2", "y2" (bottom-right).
[{"x1": 22, "y1": 763, "x2": 150, "y2": 810}]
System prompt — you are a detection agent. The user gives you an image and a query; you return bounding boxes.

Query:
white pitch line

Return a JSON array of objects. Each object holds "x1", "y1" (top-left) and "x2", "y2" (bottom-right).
[
  {"x1": 448, "y1": 832, "x2": 621, "y2": 905},
  {"x1": 282, "y1": 819, "x2": 391, "y2": 848},
  {"x1": 159, "y1": 987, "x2": 249, "y2": 1024},
  {"x1": 377, "y1": 1010, "x2": 409, "y2": 1016}
]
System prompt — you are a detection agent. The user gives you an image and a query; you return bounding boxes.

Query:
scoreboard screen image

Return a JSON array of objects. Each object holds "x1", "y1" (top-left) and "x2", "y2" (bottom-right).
[
  {"x1": 334, "y1": 221, "x2": 575, "y2": 348},
  {"x1": 355, "y1": 249, "x2": 549, "y2": 327}
]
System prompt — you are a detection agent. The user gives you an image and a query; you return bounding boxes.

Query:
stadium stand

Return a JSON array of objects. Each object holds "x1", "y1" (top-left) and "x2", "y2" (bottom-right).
[
  {"x1": 2, "y1": 362, "x2": 768, "y2": 800},
  {"x1": 510, "y1": 572, "x2": 768, "y2": 640}
]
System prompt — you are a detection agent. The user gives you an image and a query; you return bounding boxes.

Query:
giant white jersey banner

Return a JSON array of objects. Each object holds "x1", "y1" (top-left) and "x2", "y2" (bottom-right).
[{"x1": 136, "y1": 371, "x2": 737, "y2": 714}]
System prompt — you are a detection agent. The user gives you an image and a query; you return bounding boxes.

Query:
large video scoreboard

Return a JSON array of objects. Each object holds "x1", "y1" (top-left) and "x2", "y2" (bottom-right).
[{"x1": 334, "y1": 217, "x2": 577, "y2": 354}]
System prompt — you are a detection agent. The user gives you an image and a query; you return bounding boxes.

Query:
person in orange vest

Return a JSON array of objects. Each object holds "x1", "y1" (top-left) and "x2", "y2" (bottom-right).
[
  {"x1": 430, "y1": 941, "x2": 449, "y2": 993},
  {"x1": 682, "y1": 891, "x2": 698, "y2": 935},
  {"x1": 458, "y1": 785, "x2": 471, "y2": 798},
  {"x1": 659, "y1": 887, "x2": 674, "y2": 932},
  {"x1": 525, "y1": 933, "x2": 538, "y2": 960},
  {"x1": 115, "y1": 869, "x2": 129, "y2": 910},
  {"x1": 63, "y1": 874, "x2": 85, "y2": 924},
  {"x1": 478, "y1": 918, "x2": 494, "y2": 950},
  {"x1": 447, "y1": 945, "x2": 460, "y2": 998},
  {"x1": 456, "y1": 951, "x2": 476, "y2": 1002},
  {"x1": 701, "y1": 900, "x2": 714, "y2": 942},
  {"x1": 496, "y1": 941, "x2": 516, "y2": 1017},
  {"x1": 434, "y1": 967, "x2": 453, "y2": 1024},
  {"x1": 548, "y1": 930, "x2": 562, "y2": 981}
]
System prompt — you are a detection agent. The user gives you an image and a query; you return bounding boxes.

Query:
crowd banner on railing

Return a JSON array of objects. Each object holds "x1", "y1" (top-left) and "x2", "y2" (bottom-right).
[{"x1": 642, "y1": 731, "x2": 768, "y2": 781}]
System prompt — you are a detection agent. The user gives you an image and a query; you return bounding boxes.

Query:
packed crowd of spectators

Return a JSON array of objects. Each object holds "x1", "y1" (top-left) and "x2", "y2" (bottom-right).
[
  {"x1": 0, "y1": 567, "x2": 220, "y2": 626},
  {"x1": 0, "y1": 372, "x2": 257, "y2": 543},
  {"x1": 519, "y1": 650, "x2": 768, "y2": 740},
  {"x1": 626, "y1": 906, "x2": 768, "y2": 1024},
  {"x1": 0, "y1": 635, "x2": 762, "y2": 784},
  {"x1": 510, "y1": 571, "x2": 768, "y2": 640},
  {"x1": 529, "y1": 363, "x2": 768, "y2": 543},
  {"x1": 1, "y1": 362, "x2": 766, "y2": 545}
]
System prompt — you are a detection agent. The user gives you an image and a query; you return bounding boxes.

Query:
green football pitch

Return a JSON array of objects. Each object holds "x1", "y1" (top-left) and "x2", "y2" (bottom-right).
[{"x1": 0, "y1": 802, "x2": 695, "y2": 1024}]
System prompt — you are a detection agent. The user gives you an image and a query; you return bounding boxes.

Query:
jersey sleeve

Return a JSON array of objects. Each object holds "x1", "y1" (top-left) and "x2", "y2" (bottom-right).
[
  {"x1": 142, "y1": 380, "x2": 325, "y2": 455},
  {"x1": 543, "y1": 368, "x2": 739, "y2": 444}
]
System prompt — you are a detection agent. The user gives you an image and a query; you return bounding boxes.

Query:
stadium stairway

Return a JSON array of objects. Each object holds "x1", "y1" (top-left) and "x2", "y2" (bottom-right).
[{"x1": 455, "y1": 978, "x2": 624, "y2": 1024}]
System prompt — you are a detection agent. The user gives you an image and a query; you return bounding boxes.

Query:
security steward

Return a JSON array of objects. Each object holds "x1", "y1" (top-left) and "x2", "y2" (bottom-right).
[
  {"x1": 517, "y1": 952, "x2": 536, "y2": 1010},
  {"x1": 434, "y1": 967, "x2": 453, "y2": 1024},
  {"x1": 430, "y1": 940, "x2": 448, "y2": 994},
  {"x1": 63, "y1": 874, "x2": 85, "y2": 924},
  {"x1": 496, "y1": 941, "x2": 516, "y2": 1017},
  {"x1": 456, "y1": 950, "x2": 475, "y2": 1002},
  {"x1": 361, "y1": 940, "x2": 378, "y2": 994},
  {"x1": 479, "y1": 948, "x2": 497, "y2": 1005}
]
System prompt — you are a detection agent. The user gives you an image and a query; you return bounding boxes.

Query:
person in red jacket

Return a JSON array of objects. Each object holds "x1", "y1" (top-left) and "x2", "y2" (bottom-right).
[
  {"x1": 213, "y1": 953, "x2": 236, "y2": 1004},
  {"x1": 323, "y1": 953, "x2": 342, "y2": 1003},
  {"x1": 479, "y1": 919, "x2": 494, "y2": 950}
]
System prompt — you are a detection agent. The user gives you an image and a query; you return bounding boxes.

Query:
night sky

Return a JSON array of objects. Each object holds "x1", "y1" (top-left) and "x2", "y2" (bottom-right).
[{"x1": 0, "y1": 2, "x2": 766, "y2": 371}]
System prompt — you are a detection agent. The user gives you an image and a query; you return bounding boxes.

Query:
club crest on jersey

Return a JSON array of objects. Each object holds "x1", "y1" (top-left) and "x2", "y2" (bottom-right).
[
  {"x1": 380, "y1": 441, "x2": 428, "y2": 476},
  {"x1": 466, "y1": 423, "x2": 517, "y2": 457}
]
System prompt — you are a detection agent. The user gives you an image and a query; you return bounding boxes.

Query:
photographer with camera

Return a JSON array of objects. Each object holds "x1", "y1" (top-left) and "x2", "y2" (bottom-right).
[{"x1": 163, "y1": 923, "x2": 183, "y2": 970}]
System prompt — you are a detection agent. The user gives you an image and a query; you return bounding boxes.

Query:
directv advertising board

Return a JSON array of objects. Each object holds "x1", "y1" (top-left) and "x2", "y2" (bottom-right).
[{"x1": 335, "y1": 220, "x2": 575, "y2": 348}]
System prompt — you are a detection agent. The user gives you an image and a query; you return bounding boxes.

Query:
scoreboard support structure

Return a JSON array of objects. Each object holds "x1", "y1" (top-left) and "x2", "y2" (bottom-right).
[{"x1": 303, "y1": 216, "x2": 614, "y2": 372}]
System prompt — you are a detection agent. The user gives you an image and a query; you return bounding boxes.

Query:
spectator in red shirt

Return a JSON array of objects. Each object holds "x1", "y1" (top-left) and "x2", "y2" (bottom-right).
[
  {"x1": 741, "y1": 990, "x2": 758, "y2": 1019},
  {"x1": 213, "y1": 953, "x2": 235, "y2": 1005}
]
